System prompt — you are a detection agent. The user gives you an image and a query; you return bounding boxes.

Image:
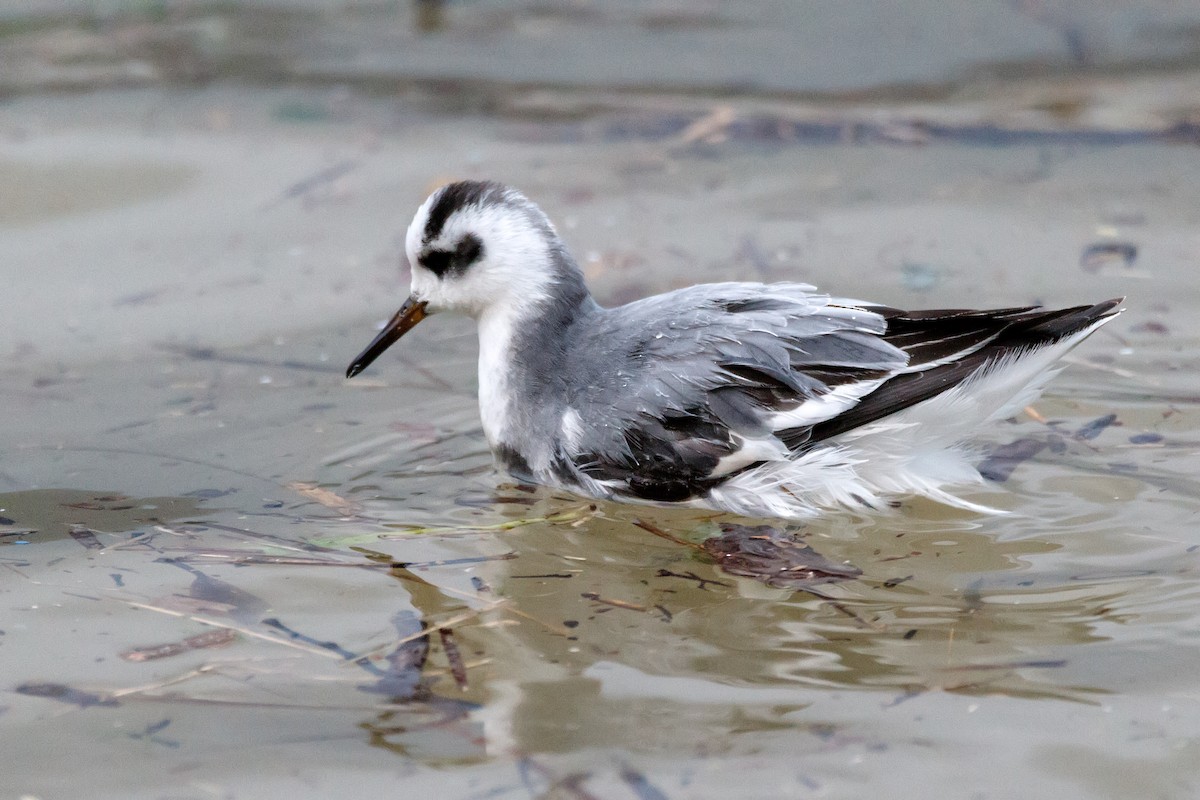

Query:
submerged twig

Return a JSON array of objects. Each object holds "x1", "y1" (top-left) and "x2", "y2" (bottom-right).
[
  {"x1": 121, "y1": 629, "x2": 238, "y2": 662},
  {"x1": 190, "y1": 521, "x2": 338, "y2": 554},
  {"x1": 380, "y1": 505, "x2": 598, "y2": 537},
  {"x1": 581, "y1": 592, "x2": 647, "y2": 612},
  {"x1": 122, "y1": 600, "x2": 343, "y2": 660},
  {"x1": 314, "y1": 505, "x2": 597, "y2": 547},
  {"x1": 631, "y1": 519, "x2": 705, "y2": 550},
  {"x1": 287, "y1": 481, "x2": 361, "y2": 516}
]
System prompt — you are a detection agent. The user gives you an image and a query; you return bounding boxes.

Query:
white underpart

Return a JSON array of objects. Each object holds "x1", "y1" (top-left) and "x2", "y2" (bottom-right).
[
  {"x1": 476, "y1": 299, "x2": 526, "y2": 450},
  {"x1": 705, "y1": 317, "x2": 1114, "y2": 519},
  {"x1": 705, "y1": 447, "x2": 879, "y2": 518}
]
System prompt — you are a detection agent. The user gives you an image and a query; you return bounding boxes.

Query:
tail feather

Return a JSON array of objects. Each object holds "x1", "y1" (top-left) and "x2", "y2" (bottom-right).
[
  {"x1": 1020, "y1": 298, "x2": 1124, "y2": 338},
  {"x1": 797, "y1": 298, "x2": 1123, "y2": 447},
  {"x1": 690, "y1": 298, "x2": 1123, "y2": 520}
]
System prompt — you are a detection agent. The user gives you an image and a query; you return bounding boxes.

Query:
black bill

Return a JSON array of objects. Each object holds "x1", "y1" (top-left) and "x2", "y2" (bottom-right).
[{"x1": 345, "y1": 296, "x2": 429, "y2": 378}]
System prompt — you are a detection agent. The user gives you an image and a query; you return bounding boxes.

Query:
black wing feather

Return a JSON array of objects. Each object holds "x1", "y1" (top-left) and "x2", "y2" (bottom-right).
[{"x1": 793, "y1": 299, "x2": 1122, "y2": 448}]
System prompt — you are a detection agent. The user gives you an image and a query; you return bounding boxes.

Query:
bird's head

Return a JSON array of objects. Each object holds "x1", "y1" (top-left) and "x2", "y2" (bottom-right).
[{"x1": 346, "y1": 180, "x2": 574, "y2": 378}]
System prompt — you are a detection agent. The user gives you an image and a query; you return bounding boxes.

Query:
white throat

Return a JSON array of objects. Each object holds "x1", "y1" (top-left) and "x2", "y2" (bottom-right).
[{"x1": 475, "y1": 290, "x2": 545, "y2": 449}]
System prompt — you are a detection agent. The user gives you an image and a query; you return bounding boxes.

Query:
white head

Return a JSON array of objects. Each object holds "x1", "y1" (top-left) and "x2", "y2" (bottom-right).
[
  {"x1": 346, "y1": 180, "x2": 585, "y2": 378},
  {"x1": 403, "y1": 181, "x2": 562, "y2": 318}
]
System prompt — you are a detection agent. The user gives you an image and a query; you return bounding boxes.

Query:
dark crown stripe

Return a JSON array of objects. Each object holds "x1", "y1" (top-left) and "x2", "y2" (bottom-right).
[{"x1": 423, "y1": 180, "x2": 505, "y2": 243}]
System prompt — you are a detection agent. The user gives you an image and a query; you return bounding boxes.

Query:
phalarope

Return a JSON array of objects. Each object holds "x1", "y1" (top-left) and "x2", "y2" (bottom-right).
[{"x1": 347, "y1": 180, "x2": 1122, "y2": 519}]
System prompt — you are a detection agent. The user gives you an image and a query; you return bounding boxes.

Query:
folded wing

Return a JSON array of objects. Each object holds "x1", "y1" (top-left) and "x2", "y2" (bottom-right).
[{"x1": 558, "y1": 283, "x2": 1120, "y2": 504}]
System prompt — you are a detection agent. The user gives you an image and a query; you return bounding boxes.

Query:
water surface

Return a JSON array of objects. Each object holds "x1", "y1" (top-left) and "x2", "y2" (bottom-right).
[{"x1": 3, "y1": 4, "x2": 1200, "y2": 797}]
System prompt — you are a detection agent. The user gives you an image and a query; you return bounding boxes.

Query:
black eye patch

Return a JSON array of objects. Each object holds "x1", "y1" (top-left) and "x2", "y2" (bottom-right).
[
  {"x1": 422, "y1": 249, "x2": 452, "y2": 276},
  {"x1": 421, "y1": 233, "x2": 484, "y2": 278}
]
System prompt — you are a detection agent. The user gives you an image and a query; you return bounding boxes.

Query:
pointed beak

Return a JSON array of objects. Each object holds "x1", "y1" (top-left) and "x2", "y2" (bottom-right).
[{"x1": 345, "y1": 296, "x2": 428, "y2": 378}]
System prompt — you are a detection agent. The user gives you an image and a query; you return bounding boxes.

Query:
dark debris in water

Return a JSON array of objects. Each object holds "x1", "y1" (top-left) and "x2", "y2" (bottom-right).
[
  {"x1": 127, "y1": 718, "x2": 179, "y2": 749},
  {"x1": 62, "y1": 495, "x2": 135, "y2": 512},
  {"x1": 655, "y1": 568, "x2": 731, "y2": 591},
  {"x1": 262, "y1": 617, "x2": 359, "y2": 661},
  {"x1": 1129, "y1": 432, "x2": 1164, "y2": 445},
  {"x1": 361, "y1": 693, "x2": 480, "y2": 759},
  {"x1": 619, "y1": 765, "x2": 671, "y2": 800},
  {"x1": 634, "y1": 518, "x2": 862, "y2": 594},
  {"x1": 1074, "y1": 413, "x2": 1119, "y2": 441},
  {"x1": 979, "y1": 437, "x2": 1048, "y2": 482},
  {"x1": 1130, "y1": 320, "x2": 1169, "y2": 335},
  {"x1": 68, "y1": 524, "x2": 104, "y2": 550},
  {"x1": 701, "y1": 524, "x2": 862, "y2": 590},
  {"x1": 981, "y1": 412, "x2": 1124, "y2": 482},
  {"x1": 15, "y1": 682, "x2": 118, "y2": 708},
  {"x1": 438, "y1": 628, "x2": 468, "y2": 691},
  {"x1": 159, "y1": 560, "x2": 269, "y2": 625},
  {"x1": 358, "y1": 610, "x2": 431, "y2": 700},
  {"x1": 1080, "y1": 241, "x2": 1138, "y2": 273},
  {"x1": 518, "y1": 757, "x2": 603, "y2": 800},
  {"x1": 183, "y1": 488, "x2": 237, "y2": 500}
]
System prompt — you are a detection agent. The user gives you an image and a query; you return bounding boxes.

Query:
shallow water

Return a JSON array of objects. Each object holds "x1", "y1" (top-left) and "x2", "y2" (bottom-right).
[
  {"x1": 4, "y1": 4, "x2": 1200, "y2": 798},
  {"x1": 4, "y1": 282, "x2": 1199, "y2": 798}
]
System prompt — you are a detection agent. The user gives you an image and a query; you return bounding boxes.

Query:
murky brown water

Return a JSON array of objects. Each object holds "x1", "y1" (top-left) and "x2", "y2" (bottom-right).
[{"x1": 4, "y1": 3, "x2": 1200, "y2": 799}]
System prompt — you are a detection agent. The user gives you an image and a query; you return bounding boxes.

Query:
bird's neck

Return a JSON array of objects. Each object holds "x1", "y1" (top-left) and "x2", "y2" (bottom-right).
[{"x1": 476, "y1": 259, "x2": 596, "y2": 467}]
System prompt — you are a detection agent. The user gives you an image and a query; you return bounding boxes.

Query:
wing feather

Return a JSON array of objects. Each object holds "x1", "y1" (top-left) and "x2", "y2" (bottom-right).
[
  {"x1": 559, "y1": 283, "x2": 903, "y2": 500},
  {"x1": 556, "y1": 284, "x2": 1121, "y2": 505}
]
